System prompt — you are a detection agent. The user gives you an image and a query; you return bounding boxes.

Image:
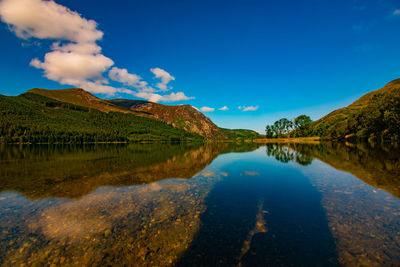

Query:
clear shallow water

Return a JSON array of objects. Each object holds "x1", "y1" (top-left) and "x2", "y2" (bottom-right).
[{"x1": 0, "y1": 143, "x2": 399, "y2": 266}]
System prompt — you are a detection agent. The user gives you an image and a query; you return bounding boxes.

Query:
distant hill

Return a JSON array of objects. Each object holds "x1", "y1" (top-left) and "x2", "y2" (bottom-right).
[
  {"x1": 108, "y1": 99, "x2": 223, "y2": 138},
  {"x1": 27, "y1": 88, "x2": 223, "y2": 138},
  {"x1": 312, "y1": 79, "x2": 400, "y2": 142},
  {"x1": 219, "y1": 128, "x2": 262, "y2": 141}
]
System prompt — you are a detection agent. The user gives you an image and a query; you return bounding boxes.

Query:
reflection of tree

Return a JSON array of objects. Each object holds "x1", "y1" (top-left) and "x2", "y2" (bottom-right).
[
  {"x1": 265, "y1": 143, "x2": 312, "y2": 165},
  {"x1": 265, "y1": 142, "x2": 400, "y2": 198}
]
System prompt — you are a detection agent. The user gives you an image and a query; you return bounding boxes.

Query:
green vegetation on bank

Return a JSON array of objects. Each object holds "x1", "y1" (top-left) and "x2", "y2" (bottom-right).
[
  {"x1": 0, "y1": 93, "x2": 203, "y2": 144},
  {"x1": 264, "y1": 79, "x2": 400, "y2": 143}
]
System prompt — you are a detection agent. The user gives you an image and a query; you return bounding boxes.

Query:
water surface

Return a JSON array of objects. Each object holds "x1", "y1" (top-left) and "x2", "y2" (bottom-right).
[{"x1": 0, "y1": 142, "x2": 399, "y2": 266}]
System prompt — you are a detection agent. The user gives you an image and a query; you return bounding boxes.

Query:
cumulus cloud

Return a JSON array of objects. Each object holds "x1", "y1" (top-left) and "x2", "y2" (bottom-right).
[
  {"x1": 134, "y1": 91, "x2": 194, "y2": 103},
  {"x1": 239, "y1": 105, "x2": 259, "y2": 112},
  {"x1": 0, "y1": 0, "x2": 102, "y2": 42},
  {"x1": 200, "y1": 106, "x2": 215, "y2": 112},
  {"x1": 30, "y1": 49, "x2": 114, "y2": 83},
  {"x1": 0, "y1": 0, "x2": 115, "y2": 94},
  {"x1": 394, "y1": 9, "x2": 400, "y2": 15},
  {"x1": 150, "y1": 67, "x2": 175, "y2": 91},
  {"x1": 0, "y1": 0, "x2": 194, "y2": 102},
  {"x1": 108, "y1": 67, "x2": 151, "y2": 91},
  {"x1": 219, "y1": 106, "x2": 229, "y2": 111}
]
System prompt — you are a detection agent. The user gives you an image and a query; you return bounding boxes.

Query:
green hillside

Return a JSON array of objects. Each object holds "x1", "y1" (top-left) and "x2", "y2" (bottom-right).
[
  {"x1": 312, "y1": 79, "x2": 400, "y2": 142},
  {"x1": 219, "y1": 128, "x2": 262, "y2": 141},
  {"x1": 0, "y1": 92, "x2": 203, "y2": 143},
  {"x1": 23, "y1": 88, "x2": 224, "y2": 138}
]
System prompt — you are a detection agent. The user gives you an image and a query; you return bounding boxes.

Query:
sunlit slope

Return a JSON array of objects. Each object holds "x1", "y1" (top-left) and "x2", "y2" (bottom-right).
[
  {"x1": 27, "y1": 88, "x2": 225, "y2": 138},
  {"x1": 0, "y1": 92, "x2": 202, "y2": 143},
  {"x1": 28, "y1": 88, "x2": 133, "y2": 114},
  {"x1": 109, "y1": 99, "x2": 223, "y2": 138},
  {"x1": 312, "y1": 79, "x2": 400, "y2": 141}
]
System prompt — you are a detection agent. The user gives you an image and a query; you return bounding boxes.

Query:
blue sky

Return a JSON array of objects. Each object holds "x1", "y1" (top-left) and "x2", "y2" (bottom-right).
[{"x1": 0, "y1": 0, "x2": 399, "y2": 132}]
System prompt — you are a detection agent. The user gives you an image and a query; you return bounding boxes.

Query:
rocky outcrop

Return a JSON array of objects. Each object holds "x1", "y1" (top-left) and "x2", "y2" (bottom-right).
[{"x1": 109, "y1": 99, "x2": 223, "y2": 138}]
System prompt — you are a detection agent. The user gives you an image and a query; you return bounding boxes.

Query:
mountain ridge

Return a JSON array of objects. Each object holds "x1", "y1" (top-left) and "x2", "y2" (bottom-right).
[{"x1": 27, "y1": 88, "x2": 223, "y2": 138}]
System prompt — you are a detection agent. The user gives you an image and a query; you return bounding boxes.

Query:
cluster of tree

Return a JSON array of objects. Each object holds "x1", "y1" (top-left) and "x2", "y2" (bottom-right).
[
  {"x1": 0, "y1": 94, "x2": 203, "y2": 144},
  {"x1": 265, "y1": 115, "x2": 313, "y2": 138}
]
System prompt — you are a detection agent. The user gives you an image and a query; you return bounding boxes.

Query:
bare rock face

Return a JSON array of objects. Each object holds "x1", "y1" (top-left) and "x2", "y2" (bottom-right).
[{"x1": 109, "y1": 99, "x2": 223, "y2": 138}]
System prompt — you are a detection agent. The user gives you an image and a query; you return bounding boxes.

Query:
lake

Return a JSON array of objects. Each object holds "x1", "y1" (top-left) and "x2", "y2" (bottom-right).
[{"x1": 0, "y1": 142, "x2": 399, "y2": 266}]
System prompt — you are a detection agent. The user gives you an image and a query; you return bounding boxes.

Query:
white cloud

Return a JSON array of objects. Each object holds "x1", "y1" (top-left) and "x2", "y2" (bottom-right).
[
  {"x1": 150, "y1": 67, "x2": 175, "y2": 91},
  {"x1": 30, "y1": 49, "x2": 114, "y2": 83},
  {"x1": 219, "y1": 106, "x2": 229, "y2": 111},
  {"x1": 0, "y1": 0, "x2": 115, "y2": 94},
  {"x1": 108, "y1": 67, "x2": 151, "y2": 91},
  {"x1": 200, "y1": 106, "x2": 215, "y2": 112},
  {"x1": 133, "y1": 91, "x2": 194, "y2": 103},
  {"x1": 0, "y1": 0, "x2": 102, "y2": 43},
  {"x1": 239, "y1": 105, "x2": 259, "y2": 112},
  {"x1": 0, "y1": 0, "x2": 194, "y2": 102},
  {"x1": 394, "y1": 9, "x2": 400, "y2": 15}
]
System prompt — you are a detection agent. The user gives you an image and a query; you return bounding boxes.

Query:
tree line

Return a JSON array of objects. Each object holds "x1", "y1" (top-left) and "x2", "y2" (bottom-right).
[{"x1": 265, "y1": 115, "x2": 313, "y2": 138}]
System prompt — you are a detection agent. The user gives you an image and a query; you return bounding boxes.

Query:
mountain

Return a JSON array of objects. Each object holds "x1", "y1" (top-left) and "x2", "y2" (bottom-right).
[
  {"x1": 0, "y1": 92, "x2": 203, "y2": 143},
  {"x1": 27, "y1": 88, "x2": 223, "y2": 138},
  {"x1": 312, "y1": 79, "x2": 400, "y2": 142},
  {"x1": 28, "y1": 88, "x2": 131, "y2": 114},
  {"x1": 108, "y1": 99, "x2": 223, "y2": 138}
]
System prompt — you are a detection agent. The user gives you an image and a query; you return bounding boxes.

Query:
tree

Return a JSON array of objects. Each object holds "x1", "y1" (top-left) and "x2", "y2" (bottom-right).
[
  {"x1": 294, "y1": 115, "x2": 312, "y2": 137},
  {"x1": 274, "y1": 118, "x2": 292, "y2": 137},
  {"x1": 265, "y1": 125, "x2": 275, "y2": 138}
]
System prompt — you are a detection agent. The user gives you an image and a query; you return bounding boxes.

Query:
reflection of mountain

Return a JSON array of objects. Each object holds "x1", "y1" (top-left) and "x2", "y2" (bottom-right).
[
  {"x1": 1, "y1": 171, "x2": 227, "y2": 266},
  {"x1": 0, "y1": 142, "x2": 260, "y2": 199},
  {"x1": 265, "y1": 142, "x2": 400, "y2": 198},
  {"x1": 0, "y1": 142, "x2": 261, "y2": 266}
]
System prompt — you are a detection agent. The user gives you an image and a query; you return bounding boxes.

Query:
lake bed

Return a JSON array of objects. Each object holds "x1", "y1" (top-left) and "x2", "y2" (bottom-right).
[{"x1": 0, "y1": 143, "x2": 399, "y2": 266}]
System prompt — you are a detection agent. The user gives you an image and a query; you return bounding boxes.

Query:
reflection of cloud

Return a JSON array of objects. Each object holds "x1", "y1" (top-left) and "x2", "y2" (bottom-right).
[
  {"x1": 245, "y1": 171, "x2": 260, "y2": 176},
  {"x1": 354, "y1": 43, "x2": 373, "y2": 53},
  {"x1": 202, "y1": 171, "x2": 216, "y2": 177}
]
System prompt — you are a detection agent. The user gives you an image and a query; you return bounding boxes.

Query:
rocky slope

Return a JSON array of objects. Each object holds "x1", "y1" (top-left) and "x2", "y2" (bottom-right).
[
  {"x1": 27, "y1": 88, "x2": 223, "y2": 138},
  {"x1": 109, "y1": 99, "x2": 223, "y2": 138}
]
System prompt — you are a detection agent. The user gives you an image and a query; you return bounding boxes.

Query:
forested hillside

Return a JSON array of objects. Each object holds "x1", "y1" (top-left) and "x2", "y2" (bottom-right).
[{"x1": 0, "y1": 93, "x2": 203, "y2": 143}]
